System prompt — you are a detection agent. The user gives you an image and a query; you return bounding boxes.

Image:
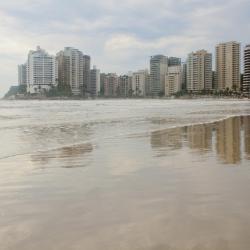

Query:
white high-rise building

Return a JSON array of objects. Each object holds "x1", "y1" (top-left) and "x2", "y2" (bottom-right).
[
  {"x1": 132, "y1": 70, "x2": 149, "y2": 97},
  {"x1": 187, "y1": 50, "x2": 212, "y2": 92},
  {"x1": 216, "y1": 41, "x2": 241, "y2": 91},
  {"x1": 27, "y1": 46, "x2": 57, "y2": 94},
  {"x1": 18, "y1": 63, "x2": 27, "y2": 86},
  {"x1": 165, "y1": 65, "x2": 182, "y2": 96}
]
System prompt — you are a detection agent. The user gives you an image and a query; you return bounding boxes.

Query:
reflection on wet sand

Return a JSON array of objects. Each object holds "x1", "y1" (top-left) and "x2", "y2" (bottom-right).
[
  {"x1": 216, "y1": 117, "x2": 241, "y2": 164},
  {"x1": 31, "y1": 143, "x2": 93, "y2": 168},
  {"x1": 151, "y1": 116, "x2": 250, "y2": 164},
  {"x1": 243, "y1": 116, "x2": 250, "y2": 159},
  {"x1": 151, "y1": 127, "x2": 183, "y2": 150},
  {"x1": 186, "y1": 124, "x2": 212, "y2": 152}
]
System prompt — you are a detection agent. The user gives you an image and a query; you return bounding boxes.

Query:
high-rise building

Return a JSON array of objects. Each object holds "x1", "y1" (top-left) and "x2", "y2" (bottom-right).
[
  {"x1": 132, "y1": 70, "x2": 149, "y2": 97},
  {"x1": 145, "y1": 74, "x2": 152, "y2": 97},
  {"x1": 18, "y1": 63, "x2": 27, "y2": 86},
  {"x1": 100, "y1": 73, "x2": 106, "y2": 96},
  {"x1": 187, "y1": 50, "x2": 212, "y2": 92},
  {"x1": 165, "y1": 65, "x2": 182, "y2": 96},
  {"x1": 89, "y1": 66, "x2": 100, "y2": 97},
  {"x1": 150, "y1": 55, "x2": 168, "y2": 96},
  {"x1": 83, "y1": 55, "x2": 91, "y2": 96},
  {"x1": 56, "y1": 47, "x2": 84, "y2": 96},
  {"x1": 215, "y1": 41, "x2": 240, "y2": 91},
  {"x1": 168, "y1": 57, "x2": 181, "y2": 67},
  {"x1": 181, "y1": 63, "x2": 187, "y2": 90},
  {"x1": 127, "y1": 72, "x2": 133, "y2": 97},
  {"x1": 104, "y1": 73, "x2": 118, "y2": 97},
  {"x1": 56, "y1": 47, "x2": 91, "y2": 96},
  {"x1": 212, "y1": 71, "x2": 216, "y2": 90},
  {"x1": 118, "y1": 75, "x2": 130, "y2": 97},
  {"x1": 243, "y1": 44, "x2": 250, "y2": 96},
  {"x1": 26, "y1": 46, "x2": 57, "y2": 94}
]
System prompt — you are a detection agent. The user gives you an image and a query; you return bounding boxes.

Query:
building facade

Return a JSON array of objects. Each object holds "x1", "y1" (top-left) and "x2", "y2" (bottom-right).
[
  {"x1": 89, "y1": 66, "x2": 100, "y2": 97},
  {"x1": 150, "y1": 55, "x2": 168, "y2": 96},
  {"x1": 26, "y1": 46, "x2": 57, "y2": 94},
  {"x1": 132, "y1": 70, "x2": 149, "y2": 97},
  {"x1": 168, "y1": 57, "x2": 181, "y2": 67},
  {"x1": 56, "y1": 47, "x2": 84, "y2": 96},
  {"x1": 118, "y1": 75, "x2": 130, "y2": 97},
  {"x1": 56, "y1": 47, "x2": 91, "y2": 96},
  {"x1": 104, "y1": 73, "x2": 118, "y2": 97},
  {"x1": 165, "y1": 65, "x2": 182, "y2": 96},
  {"x1": 18, "y1": 63, "x2": 27, "y2": 86},
  {"x1": 215, "y1": 41, "x2": 241, "y2": 91},
  {"x1": 181, "y1": 63, "x2": 187, "y2": 90},
  {"x1": 187, "y1": 50, "x2": 212, "y2": 92},
  {"x1": 243, "y1": 44, "x2": 250, "y2": 96},
  {"x1": 83, "y1": 55, "x2": 91, "y2": 96}
]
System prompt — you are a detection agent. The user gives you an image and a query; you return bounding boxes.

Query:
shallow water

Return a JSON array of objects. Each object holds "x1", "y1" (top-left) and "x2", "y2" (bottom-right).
[{"x1": 0, "y1": 99, "x2": 250, "y2": 250}]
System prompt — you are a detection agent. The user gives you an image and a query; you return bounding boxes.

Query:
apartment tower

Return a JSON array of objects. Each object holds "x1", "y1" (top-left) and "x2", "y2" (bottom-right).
[
  {"x1": 89, "y1": 66, "x2": 100, "y2": 97},
  {"x1": 83, "y1": 55, "x2": 91, "y2": 96},
  {"x1": 187, "y1": 50, "x2": 212, "y2": 92},
  {"x1": 243, "y1": 44, "x2": 250, "y2": 96},
  {"x1": 165, "y1": 65, "x2": 182, "y2": 96},
  {"x1": 18, "y1": 63, "x2": 27, "y2": 86},
  {"x1": 215, "y1": 41, "x2": 240, "y2": 91},
  {"x1": 103, "y1": 73, "x2": 118, "y2": 97},
  {"x1": 57, "y1": 47, "x2": 84, "y2": 96},
  {"x1": 26, "y1": 46, "x2": 57, "y2": 94},
  {"x1": 132, "y1": 70, "x2": 149, "y2": 97}
]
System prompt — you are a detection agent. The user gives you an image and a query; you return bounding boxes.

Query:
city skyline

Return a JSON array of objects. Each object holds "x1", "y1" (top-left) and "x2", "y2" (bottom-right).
[
  {"x1": 0, "y1": 0, "x2": 250, "y2": 96},
  {"x1": 14, "y1": 41, "x2": 247, "y2": 98}
]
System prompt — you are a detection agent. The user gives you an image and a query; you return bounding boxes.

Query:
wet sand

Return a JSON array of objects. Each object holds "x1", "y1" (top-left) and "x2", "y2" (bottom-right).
[{"x1": 0, "y1": 100, "x2": 250, "y2": 250}]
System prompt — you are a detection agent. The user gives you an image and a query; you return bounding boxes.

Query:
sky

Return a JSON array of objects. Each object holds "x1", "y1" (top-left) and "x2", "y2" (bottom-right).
[{"x1": 0, "y1": 0, "x2": 249, "y2": 96}]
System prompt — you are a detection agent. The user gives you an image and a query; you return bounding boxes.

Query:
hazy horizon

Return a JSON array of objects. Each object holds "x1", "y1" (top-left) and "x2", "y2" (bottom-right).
[{"x1": 0, "y1": 0, "x2": 249, "y2": 97}]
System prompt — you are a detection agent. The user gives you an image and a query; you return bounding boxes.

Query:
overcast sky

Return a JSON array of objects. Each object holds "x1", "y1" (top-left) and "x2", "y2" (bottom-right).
[{"x1": 0, "y1": 0, "x2": 249, "y2": 96}]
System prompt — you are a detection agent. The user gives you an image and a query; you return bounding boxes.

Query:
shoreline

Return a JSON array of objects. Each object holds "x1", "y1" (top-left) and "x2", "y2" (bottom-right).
[
  {"x1": 1, "y1": 114, "x2": 249, "y2": 162},
  {"x1": 2, "y1": 95, "x2": 250, "y2": 101}
]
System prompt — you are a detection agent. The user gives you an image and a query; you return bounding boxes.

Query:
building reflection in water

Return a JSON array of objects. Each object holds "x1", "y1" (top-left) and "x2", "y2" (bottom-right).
[
  {"x1": 19, "y1": 122, "x2": 94, "y2": 168},
  {"x1": 216, "y1": 117, "x2": 241, "y2": 164},
  {"x1": 186, "y1": 124, "x2": 212, "y2": 152},
  {"x1": 243, "y1": 116, "x2": 250, "y2": 160},
  {"x1": 31, "y1": 143, "x2": 93, "y2": 168},
  {"x1": 151, "y1": 116, "x2": 250, "y2": 165},
  {"x1": 151, "y1": 127, "x2": 183, "y2": 150}
]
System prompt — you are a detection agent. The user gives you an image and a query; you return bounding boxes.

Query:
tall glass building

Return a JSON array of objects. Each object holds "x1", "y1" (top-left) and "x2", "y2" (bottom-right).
[{"x1": 150, "y1": 55, "x2": 168, "y2": 96}]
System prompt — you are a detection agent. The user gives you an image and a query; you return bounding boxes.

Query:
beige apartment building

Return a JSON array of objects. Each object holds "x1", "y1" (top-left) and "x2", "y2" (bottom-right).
[
  {"x1": 187, "y1": 50, "x2": 212, "y2": 92},
  {"x1": 132, "y1": 70, "x2": 149, "y2": 97},
  {"x1": 215, "y1": 41, "x2": 240, "y2": 91},
  {"x1": 165, "y1": 65, "x2": 182, "y2": 96}
]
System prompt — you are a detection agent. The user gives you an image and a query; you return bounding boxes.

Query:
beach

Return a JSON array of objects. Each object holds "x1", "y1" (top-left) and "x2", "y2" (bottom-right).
[{"x1": 0, "y1": 99, "x2": 250, "y2": 250}]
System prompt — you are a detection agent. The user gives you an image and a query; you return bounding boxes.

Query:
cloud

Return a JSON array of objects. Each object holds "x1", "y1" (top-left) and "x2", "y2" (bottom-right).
[{"x1": 0, "y1": 0, "x2": 249, "y2": 96}]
